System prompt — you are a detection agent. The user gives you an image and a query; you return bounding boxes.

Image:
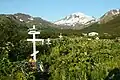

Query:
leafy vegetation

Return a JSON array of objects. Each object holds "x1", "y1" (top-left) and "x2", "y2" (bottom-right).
[
  {"x1": 0, "y1": 15, "x2": 35, "y2": 80},
  {"x1": 40, "y1": 37, "x2": 120, "y2": 80},
  {"x1": 1, "y1": 14, "x2": 120, "y2": 80}
]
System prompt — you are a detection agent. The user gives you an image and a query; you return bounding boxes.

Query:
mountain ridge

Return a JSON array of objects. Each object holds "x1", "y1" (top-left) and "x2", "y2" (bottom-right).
[
  {"x1": 0, "y1": 8, "x2": 120, "y2": 35},
  {"x1": 100, "y1": 9, "x2": 120, "y2": 23},
  {"x1": 80, "y1": 10, "x2": 120, "y2": 37}
]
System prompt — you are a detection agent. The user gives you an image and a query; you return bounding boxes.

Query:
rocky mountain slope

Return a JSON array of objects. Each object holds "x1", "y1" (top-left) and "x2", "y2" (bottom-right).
[
  {"x1": 80, "y1": 9, "x2": 120, "y2": 36},
  {"x1": 100, "y1": 9, "x2": 120, "y2": 23}
]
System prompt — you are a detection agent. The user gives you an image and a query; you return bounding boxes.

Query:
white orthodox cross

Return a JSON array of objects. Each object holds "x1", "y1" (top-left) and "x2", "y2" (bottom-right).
[
  {"x1": 27, "y1": 25, "x2": 44, "y2": 62},
  {"x1": 46, "y1": 38, "x2": 51, "y2": 45},
  {"x1": 59, "y1": 33, "x2": 63, "y2": 39}
]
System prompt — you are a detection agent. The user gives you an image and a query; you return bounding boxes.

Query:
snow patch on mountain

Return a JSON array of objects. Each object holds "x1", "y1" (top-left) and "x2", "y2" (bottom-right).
[
  {"x1": 54, "y1": 12, "x2": 96, "y2": 26},
  {"x1": 28, "y1": 17, "x2": 34, "y2": 20},
  {"x1": 15, "y1": 16, "x2": 18, "y2": 18},
  {"x1": 19, "y1": 19, "x2": 24, "y2": 22}
]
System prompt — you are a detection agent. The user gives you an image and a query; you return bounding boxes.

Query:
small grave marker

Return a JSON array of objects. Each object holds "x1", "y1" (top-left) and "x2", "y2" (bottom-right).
[
  {"x1": 59, "y1": 33, "x2": 63, "y2": 39},
  {"x1": 46, "y1": 38, "x2": 51, "y2": 45}
]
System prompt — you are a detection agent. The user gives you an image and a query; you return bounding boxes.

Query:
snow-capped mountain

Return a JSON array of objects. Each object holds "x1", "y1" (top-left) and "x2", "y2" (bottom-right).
[{"x1": 54, "y1": 12, "x2": 96, "y2": 26}]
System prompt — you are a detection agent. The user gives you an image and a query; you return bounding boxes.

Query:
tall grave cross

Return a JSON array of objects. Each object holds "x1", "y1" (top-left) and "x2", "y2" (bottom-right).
[{"x1": 27, "y1": 25, "x2": 44, "y2": 62}]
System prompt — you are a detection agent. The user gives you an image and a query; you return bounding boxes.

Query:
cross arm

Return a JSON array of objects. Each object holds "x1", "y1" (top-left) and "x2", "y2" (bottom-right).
[{"x1": 27, "y1": 39, "x2": 44, "y2": 42}]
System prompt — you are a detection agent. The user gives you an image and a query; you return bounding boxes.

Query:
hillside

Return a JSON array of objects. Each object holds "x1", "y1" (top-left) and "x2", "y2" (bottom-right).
[
  {"x1": 1, "y1": 9, "x2": 120, "y2": 38},
  {"x1": 0, "y1": 13, "x2": 83, "y2": 39},
  {"x1": 0, "y1": 15, "x2": 28, "y2": 44},
  {"x1": 80, "y1": 15, "x2": 120, "y2": 36},
  {"x1": 100, "y1": 9, "x2": 120, "y2": 23}
]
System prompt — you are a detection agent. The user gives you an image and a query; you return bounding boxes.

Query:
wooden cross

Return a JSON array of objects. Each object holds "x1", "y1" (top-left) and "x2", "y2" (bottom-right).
[{"x1": 27, "y1": 25, "x2": 44, "y2": 62}]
